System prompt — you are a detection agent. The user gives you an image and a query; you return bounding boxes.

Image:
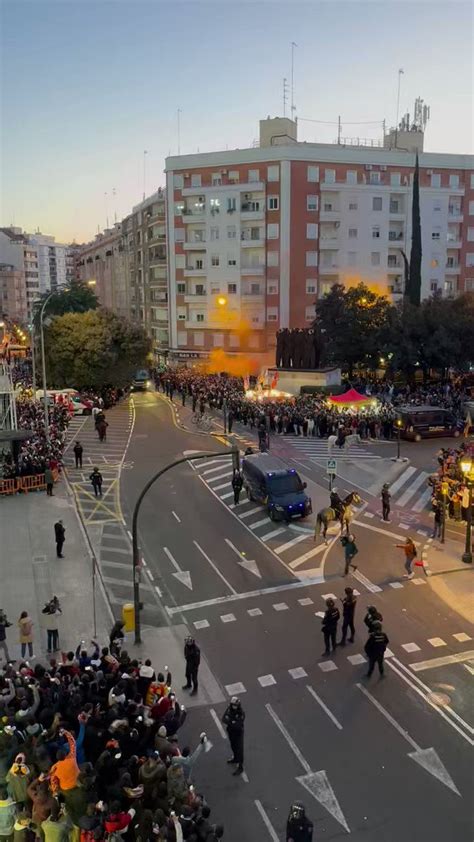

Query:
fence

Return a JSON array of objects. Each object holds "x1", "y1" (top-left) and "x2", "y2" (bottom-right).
[{"x1": 0, "y1": 469, "x2": 59, "y2": 496}]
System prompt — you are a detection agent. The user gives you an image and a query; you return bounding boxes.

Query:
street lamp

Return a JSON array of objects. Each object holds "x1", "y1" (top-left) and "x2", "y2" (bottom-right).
[
  {"x1": 440, "y1": 480, "x2": 449, "y2": 544},
  {"x1": 460, "y1": 455, "x2": 473, "y2": 564},
  {"x1": 36, "y1": 291, "x2": 55, "y2": 448}
]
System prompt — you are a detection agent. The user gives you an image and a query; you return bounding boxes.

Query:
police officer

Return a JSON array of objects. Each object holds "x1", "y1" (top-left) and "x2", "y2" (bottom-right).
[
  {"x1": 321, "y1": 597, "x2": 340, "y2": 656},
  {"x1": 222, "y1": 697, "x2": 245, "y2": 776},
  {"x1": 231, "y1": 470, "x2": 243, "y2": 505},
  {"x1": 339, "y1": 586, "x2": 357, "y2": 645},
  {"x1": 286, "y1": 801, "x2": 313, "y2": 842},
  {"x1": 330, "y1": 489, "x2": 342, "y2": 516},
  {"x1": 364, "y1": 620, "x2": 389, "y2": 677},
  {"x1": 381, "y1": 483, "x2": 391, "y2": 522},
  {"x1": 182, "y1": 636, "x2": 200, "y2": 696},
  {"x1": 364, "y1": 605, "x2": 383, "y2": 632}
]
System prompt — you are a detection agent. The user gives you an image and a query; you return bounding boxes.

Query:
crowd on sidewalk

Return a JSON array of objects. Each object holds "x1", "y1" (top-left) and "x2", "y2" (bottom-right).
[
  {"x1": 1, "y1": 400, "x2": 70, "y2": 481},
  {"x1": 430, "y1": 444, "x2": 474, "y2": 523},
  {"x1": 0, "y1": 621, "x2": 225, "y2": 842}
]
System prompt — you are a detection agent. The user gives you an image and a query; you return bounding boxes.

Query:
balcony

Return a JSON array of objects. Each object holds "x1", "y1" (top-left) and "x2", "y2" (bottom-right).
[
  {"x1": 388, "y1": 231, "x2": 404, "y2": 242},
  {"x1": 185, "y1": 320, "x2": 208, "y2": 329},
  {"x1": 182, "y1": 208, "x2": 205, "y2": 223},
  {"x1": 448, "y1": 209, "x2": 463, "y2": 223},
  {"x1": 320, "y1": 208, "x2": 340, "y2": 221},
  {"x1": 184, "y1": 293, "x2": 207, "y2": 303},
  {"x1": 319, "y1": 237, "x2": 339, "y2": 249},
  {"x1": 319, "y1": 264, "x2": 339, "y2": 274},
  {"x1": 241, "y1": 237, "x2": 264, "y2": 248},
  {"x1": 446, "y1": 239, "x2": 462, "y2": 250},
  {"x1": 241, "y1": 265, "x2": 265, "y2": 275},
  {"x1": 183, "y1": 239, "x2": 206, "y2": 250},
  {"x1": 445, "y1": 263, "x2": 460, "y2": 274},
  {"x1": 387, "y1": 261, "x2": 402, "y2": 273},
  {"x1": 240, "y1": 208, "x2": 265, "y2": 221},
  {"x1": 184, "y1": 265, "x2": 206, "y2": 277}
]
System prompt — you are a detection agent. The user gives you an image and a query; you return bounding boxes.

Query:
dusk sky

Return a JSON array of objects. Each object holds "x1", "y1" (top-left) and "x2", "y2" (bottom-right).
[{"x1": 1, "y1": 0, "x2": 472, "y2": 244}]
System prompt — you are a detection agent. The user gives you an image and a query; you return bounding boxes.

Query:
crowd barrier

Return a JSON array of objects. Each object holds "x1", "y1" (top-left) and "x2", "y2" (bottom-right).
[{"x1": 0, "y1": 468, "x2": 59, "y2": 496}]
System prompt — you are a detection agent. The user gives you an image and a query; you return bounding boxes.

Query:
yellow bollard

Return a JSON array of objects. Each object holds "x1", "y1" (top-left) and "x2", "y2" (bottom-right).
[{"x1": 122, "y1": 603, "x2": 135, "y2": 632}]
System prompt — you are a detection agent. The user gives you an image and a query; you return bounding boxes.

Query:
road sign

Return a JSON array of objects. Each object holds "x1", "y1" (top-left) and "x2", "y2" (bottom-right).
[{"x1": 326, "y1": 459, "x2": 337, "y2": 475}]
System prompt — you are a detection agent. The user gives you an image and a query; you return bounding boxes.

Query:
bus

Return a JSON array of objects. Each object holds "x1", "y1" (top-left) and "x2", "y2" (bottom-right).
[{"x1": 131, "y1": 369, "x2": 151, "y2": 391}]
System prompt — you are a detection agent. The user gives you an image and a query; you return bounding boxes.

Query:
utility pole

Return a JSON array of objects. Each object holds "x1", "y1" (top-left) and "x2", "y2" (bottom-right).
[
  {"x1": 337, "y1": 115, "x2": 342, "y2": 144},
  {"x1": 290, "y1": 42, "x2": 297, "y2": 118},
  {"x1": 395, "y1": 68, "x2": 404, "y2": 148},
  {"x1": 283, "y1": 78, "x2": 288, "y2": 117}
]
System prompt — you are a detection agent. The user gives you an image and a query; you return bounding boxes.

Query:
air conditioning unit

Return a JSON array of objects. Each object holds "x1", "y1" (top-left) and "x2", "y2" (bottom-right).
[
  {"x1": 221, "y1": 169, "x2": 228, "y2": 175},
  {"x1": 380, "y1": 165, "x2": 387, "y2": 172},
  {"x1": 427, "y1": 170, "x2": 433, "y2": 176},
  {"x1": 365, "y1": 164, "x2": 373, "y2": 171},
  {"x1": 184, "y1": 173, "x2": 190, "y2": 178}
]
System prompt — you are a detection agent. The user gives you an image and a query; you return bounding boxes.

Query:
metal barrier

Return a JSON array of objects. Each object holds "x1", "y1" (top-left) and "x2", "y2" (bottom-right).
[
  {"x1": 0, "y1": 478, "x2": 19, "y2": 495},
  {"x1": 0, "y1": 469, "x2": 60, "y2": 496}
]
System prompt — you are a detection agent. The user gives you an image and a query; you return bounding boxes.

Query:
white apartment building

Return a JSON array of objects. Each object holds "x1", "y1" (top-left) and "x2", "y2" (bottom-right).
[{"x1": 29, "y1": 233, "x2": 68, "y2": 293}]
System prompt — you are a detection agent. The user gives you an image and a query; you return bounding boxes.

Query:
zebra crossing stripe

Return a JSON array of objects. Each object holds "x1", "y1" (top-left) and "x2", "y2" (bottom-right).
[
  {"x1": 390, "y1": 465, "x2": 416, "y2": 494},
  {"x1": 397, "y1": 471, "x2": 429, "y2": 507}
]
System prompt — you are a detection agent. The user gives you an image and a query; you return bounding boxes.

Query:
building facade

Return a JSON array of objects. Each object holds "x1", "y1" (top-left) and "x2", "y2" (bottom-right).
[
  {"x1": 0, "y1": 265, "x2": 28, "y2": 323},
  {"x1": 77, "y1": 224, "x2": 129, "y2": 317},
  {"x1": 29, "y1": 233, "x2": 68, "y2": 293},
  {"x1": 165, "y1": 116, "x2": 474, "y2": 361},
  {"x1": 0, "y1": 228, "x2": 36, "y2": 321}
]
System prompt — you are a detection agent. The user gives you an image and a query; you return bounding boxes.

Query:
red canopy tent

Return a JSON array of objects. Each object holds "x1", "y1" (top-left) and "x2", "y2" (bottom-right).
[{"x1": 328, "y1": 388, "x2": 373, "y2": 405}]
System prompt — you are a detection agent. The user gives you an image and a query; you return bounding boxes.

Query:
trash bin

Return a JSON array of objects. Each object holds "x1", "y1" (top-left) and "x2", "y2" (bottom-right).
[{"x1": 122, "y1": 602, "x2": 135, "y2": 632}]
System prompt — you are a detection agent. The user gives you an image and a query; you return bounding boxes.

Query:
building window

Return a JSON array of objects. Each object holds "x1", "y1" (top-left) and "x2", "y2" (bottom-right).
[
  {"x1": 191, "y1": 174, "x2": 202, "y2": 188},
  {"x1": 431, "y1": 173, "x2": 441, "y2": 188},
  {"x1": 177, "y1": 313, "x2": 186, "y2": 321},
  {"x1": 307, "y1": 195, "x2": 318, "y2": 211},
  {"x1": 430, "y1": 281, "x2": 438, "y2": 292},
  {"x1": 449, "y1": 174, "x2": 459, "y2": 188},
  {"x1": 432, "y1": 229, "x2": 441, "y2": 240},
  {"x1": 348, "y1": 228, "x2": 358, "y2": 238},
  {"x1": 371, "y1": 252, "x2": 381, "y2": 266},
  {"x1": 229, "y1": 334, "x2": 240, "y2": 348},
  {"x1": 174, "y1": 174, "x2": 184, "y2": 189},
  {"x1": 348, "y1": 201, "x2": 358, "y2": 211},
  {"x1": 387, "y1": 255, "x2": 398, "y2": 267},
  {"x1": 268, "y1": 196, "x2": 279, "y2": 211},
  {"x1": 267, "y1": 307, "x2": 278, "y2": 321},
  {"x1": 196, "y1": 313, "x2": 205, "y2": 322},
  {"x1": 468, "y1": 227, "x2": 474, "y2": 241},
  {"x1": 210, "y1": 283, "x2": 220, "y2": 293},
  {"x1": 177, "y1": 331, "x2": 187, "y2": 345},
  {"x1": 267, "y1": 251, "x2": 279, "y2": 267},
  {"x1": 306, "y1": 251, "x2": 318, "y2": 267},
  {"x1": 267, "y1": 281, "x2": 278, "y2": 294},
  {"x1": 390, "y1": 172, "x2": 401, "y2": 186},
  {"x1": 177, "y1": 282, "x2": 186, "y2": 294},
  {"x1": 306, "y1": 280, "x2": 317, "y2": 294},
  {"x1": 212, "y1": 173, "x2": 222, "y2": 185},
  {"x1": 248, "y1": 169, "x2": 260, "y2": 183},
  {"x1": 227, "y1": 197, "x2": 236, "y2": 212},
  {"x1": 307, "y1": 166, "x2": 319, "y2": 183},
  {"x1": 213, "y1": 333, "x2": 224, "y2": 346},
  {"x1": 433, "y1": 200, "x2": 442, "y2": 212},
  {"x1": 225, "y1": 226, "x2": 236, "y2": 241},
  {"x1": 211, "y1": 255, "x2": 220, "y2": 266},
  {"x1": 431, "y1": 258, "x2": 439, "y2": 268},
  {"x1": 372, "y1": 197, "x2": 383, "y2": 211},
  {"x1": 369, "y1": 172, "x2": 381, "y2": 185},
  {"x1": 466, "y1": 254, "x2": 474, "y2": 267},
  {"x1": 347, "y1": 252, "x2": 357, "y2": 267},
  {"x1": 468, "y1": 201, "x2": 474, "y2": 216},
  {"x1": 174, "y1": 228, "x2": 185, "y2": 242},
  {"x1": 267, "y1": 165, "x2": 279, "y2": 182},
  {"x1": 194, "y1": 332, "x2": 204, "y2": 346},
  {"x1": 372, "y1": 226, "x2": 380, "y2": 238},
  {"x1": 305, "y1": 305, "x2": 315, "y2": 322},
  {"x1": 227, "y1": 256, "x2": 237, "y2": 266},
  {"x1": 228, "y1": 283, "x2": 237, "y2": 293},
  {"x1": 346, "y1": 171, "x2": 357, "y2": 185},
  {"x1": 228, "y1": 170, "x2": 239, "y2": 183},
  {"x1": 267, "y1": 223, "x2": 279, "y2": 239},
  {"x1": 210, "y1": 227, "x2": 219, "y2": 241},
  {"x1": 324, "y1": 169, "x2": 336, "y2": 183},
  {"x1": 306, "y1": 223, "x2": 318, "y2": 240}
]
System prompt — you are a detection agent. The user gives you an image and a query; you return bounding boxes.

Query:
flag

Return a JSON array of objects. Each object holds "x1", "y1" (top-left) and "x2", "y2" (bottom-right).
[{"x1": 271, "y1": 371, "x2": 279, "y2": 390}]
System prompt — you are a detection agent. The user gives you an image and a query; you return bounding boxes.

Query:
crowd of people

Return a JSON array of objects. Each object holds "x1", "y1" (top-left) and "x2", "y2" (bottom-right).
[
  {"x1": 1, "y1": 400, "x2": 70, "y2": 481},
  {"x1": 0, "y1": 621, "x2": 225, "y2": 842},
  {"x1": 430, "y1": 445, "x2": 474, "y2": 524}
]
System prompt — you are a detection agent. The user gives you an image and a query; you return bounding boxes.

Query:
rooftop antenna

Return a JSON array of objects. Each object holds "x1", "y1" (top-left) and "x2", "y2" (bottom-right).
[
  {"x1": 112, "y1": 188, "x2": 117, "y2": 224},
  {"x1": 104, "y1": 192, "x2": 109, "y2": 229},
  {"x1": 283, "y1": 77, "x2": 289, "y2": 117},
  {"x1": 177, "y1": 108, "x2": 182, "y2": 155},
  {"x1": 290, "y1": 41, "x2": 297, "y2": 118},
  {"x1": 143, "y1": 150, "x2": 148, "y2": 201},
  {"x1": 395, "y1": 68, "x2": 404, "y2": 147}
]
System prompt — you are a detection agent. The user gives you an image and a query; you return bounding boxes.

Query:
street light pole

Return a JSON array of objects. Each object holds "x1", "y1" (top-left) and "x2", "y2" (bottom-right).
[
  {"x1": 462, "y1": 481, "x2": 473, "y2": 565},
  {"x1": 441, "y1": 483, "x2": 448, "y2": 545},
  {"x1": 132, "y1": 447, "x2": 240, "y2": 644},
  {"x1": 37, "y1": 292, "x2": 54, "y2": 448},
  {"x1": 30, "y1": 324, "x2": 37, "y2": 394}
]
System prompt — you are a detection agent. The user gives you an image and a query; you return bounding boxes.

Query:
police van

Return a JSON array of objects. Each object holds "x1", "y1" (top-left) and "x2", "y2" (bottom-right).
[
  {"x1": 396, "y1": 406, "x2": 462, "y2": 441},
  {"x1": 242, "y1": 453, "x2": 312, "y2": 522}
]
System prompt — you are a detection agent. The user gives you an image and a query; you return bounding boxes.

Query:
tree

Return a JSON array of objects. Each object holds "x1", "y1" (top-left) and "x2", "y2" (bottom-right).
[
  {"x1": 44, "y1": 310, "x2": 151, "y2": 389},
  {"x1": 33, "y1": 281, "x2": 98, "y2": 328},
  {"x1": 314, "y1": 283, "x2": 392, "y2": 378},
  {"x1": 406, "y1": 152, "x2": 422, "y2": 306}
]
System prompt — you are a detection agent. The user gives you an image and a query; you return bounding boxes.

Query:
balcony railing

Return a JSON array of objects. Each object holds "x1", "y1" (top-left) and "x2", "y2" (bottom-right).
[{"x1": 388, "y1": 231, "x2": 404, "y2": 241}]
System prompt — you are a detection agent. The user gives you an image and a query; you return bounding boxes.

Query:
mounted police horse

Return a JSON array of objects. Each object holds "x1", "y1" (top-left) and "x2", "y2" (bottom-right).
[{"x1": 315, "y1": 491, "x2": 362, "y2": 542}]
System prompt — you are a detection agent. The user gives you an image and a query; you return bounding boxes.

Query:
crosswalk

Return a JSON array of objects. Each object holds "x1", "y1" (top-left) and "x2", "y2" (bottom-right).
[
  {"x1": 389, "y1": 465, "x2": 432, "y2": 514},
  {"x1": 284, "y1": 437, "x2": 381, "y2": 460}
]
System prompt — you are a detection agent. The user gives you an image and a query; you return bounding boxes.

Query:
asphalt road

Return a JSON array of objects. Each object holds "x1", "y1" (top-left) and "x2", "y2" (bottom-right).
[{"x1": 119, "y1": 391, "x2": 473, "y2": 842}]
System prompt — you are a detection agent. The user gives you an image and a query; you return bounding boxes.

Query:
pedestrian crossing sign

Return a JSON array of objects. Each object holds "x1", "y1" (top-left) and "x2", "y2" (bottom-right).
[{"x1": 327, "y1": 458, "x2": 337, "y2": 474}]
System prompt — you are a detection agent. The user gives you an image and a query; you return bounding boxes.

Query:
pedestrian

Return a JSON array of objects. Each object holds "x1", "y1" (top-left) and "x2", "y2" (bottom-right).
[
  {"x1": 89, "y1": 467, "x2": 103, "y2": 497},
  {"x1": 364, "y1": 620, "x2": 389, "y2": 678},
  {"x1": 109, "y1": 620, "x2": 125, "y2": 656},
  {"x1": 0, "y1": 786, "x2": 16, "y2": 841},
  {"x1": 0, "y1": 609, "x2": 12, "y2": 664},
  {"x1": 18, "y1": 611, "x2": 34, "y2": 659},
  {"x1": 231, "y1": 470, "x2": 243, "y2": 505},
  {"x1": 222, "y1": 697, "x2": 245, "y2": 776},
  {"x1": 228, "y1": 410, "x2": 234, "y2": 433},
  {"x1": 395, "y1": 537, "x2": 417, "y2": 579},
  {"x1": 339, "y1": 587, "x2": 357, "y2": 645},
  {"x1": 364, "y1": 605, "x2": 383, "y2": 632},
  {"x1": 182, "y1": 636, "x2": 200, "y2": 696},
  {"x1": 340, "y1": 533, "x2": 358, "y2": 576},
  {"x1": 54, "y1": 520, "x2": 65, "y2": 558},
  {"x1": 286, "y1": 801, "x2": 313, "y2": 842},
  {"x1": 381, "y1": 483, "x2": 391, "y2": 523},
  {"x1": 321, "y1": 598, "x2": 340, "y2": 656},
  {"x1": 42, "y1": 598, "x2": 62, "y2": 654},
  {"x1": 432, "y1": 498, "x2": 443, "y2": 539},
  {"x1": 44, "y1": 465, "x2": 54, "y2": 497},
  {"x1": 73, "y1": 441, "x2": 83, "y2": 469}
]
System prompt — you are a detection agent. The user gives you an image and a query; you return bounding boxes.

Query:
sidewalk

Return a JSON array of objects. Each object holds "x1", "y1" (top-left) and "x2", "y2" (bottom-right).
[
  {"x1": 0, "y1": 475, "x2": 112, "y2": 663},
  {"x1": 422, "y1": 533, "x2": 474, "y2": 624}
]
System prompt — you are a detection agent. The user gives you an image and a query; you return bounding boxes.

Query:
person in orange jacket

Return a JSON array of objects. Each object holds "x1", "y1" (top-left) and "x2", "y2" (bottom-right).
[{"x1": 49, "y1": 730, "x2": 79, "y2": 794}]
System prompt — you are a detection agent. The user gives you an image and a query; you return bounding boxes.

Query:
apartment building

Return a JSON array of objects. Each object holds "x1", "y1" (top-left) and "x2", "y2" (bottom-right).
[
  {"x1": 29, "y1": 233, "x2": 68, "y2": 293},
  {"x1": 77, "y1": 224, "x2": 130, "y2": 317},
  {"x1": 0, "y1": 264, "x2": 28, "y2": 322},
  {"x1": 0, "y1": 228, "x2": 38, "y2": 320},
  {"x1": 165, "y1": 116, "x2": 474, "y2": 362}
]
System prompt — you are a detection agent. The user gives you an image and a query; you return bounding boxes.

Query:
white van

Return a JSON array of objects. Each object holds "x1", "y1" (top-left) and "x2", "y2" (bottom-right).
[{"x1": 35, "y1": 389, "x2": 91, "y2": 416}]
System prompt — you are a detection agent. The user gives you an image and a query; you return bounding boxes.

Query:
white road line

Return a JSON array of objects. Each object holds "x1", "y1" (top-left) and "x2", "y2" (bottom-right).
[
  {"x1": 260, "y1": 527, "x2": 286, "y2": 542},
  {"x1": 352, "y1": 520, "x2": 410, "y2": 541},
  {"x1": 207, "y1": 470, "x2": 233, "y2": 482},
  {"x1": 220, "y1": 491, "x2": 234, "y2": 500},
  {"x1": 306, "y1": 685, "x2": 343, "y2": 730},
  {"x1": 289, "y1": 544, "x2": 325, "y2": 569},
  {"x1": 146, "y1": 569, "x2": 154, "y2": 582},
  {"x1": 203, "y1": 463, "x2": 232, "y2": 476},
  {"x1": 409, "y1": 650, "x2": 474, "y2": 673},
  {"x1": 172, "y1": 511, "x2": 181, "y2": 523},
  {"x1": 397, "y1": 472, "x2": 429, "y2": 507},
  {"x1": 351, "y1": 568, "x2": 383, "y2": 593},
  {"x1": 275, "y1": 533, "x2": 308, "y2": 555},
  {"x1": 389, "y1": 465, "x2": 417, "y2": 494},
  {"x1": 356, "y1": 683, "x2": 419, "y2": 750},
  {"x1": 213, "y1": 481, "x2": 231, "y2": 491},
  {"x1": 103, "y1": 575, "x2": 153, "y2": 591},
  {"x1": 165, "y1": 576, "x2": 324, "y2": 615},
  {"x1": 197, "y1": 459, "x2": 227, "y2": 470},
  {"x1": 412, "y1": 486, "x2": 433, "y2": 513},
  {"x1": 194, "y1": 541, "x2": 237, "y2": 595},
  {"x1": 249, "y1": 518, "x2": 271, "y2": 530},
  {"x1": 239, "y1": 507, "x2": 262, "y2": 519},
  {"x1": 209, "y1": 707, "x2": 227, "y2": 739},
  {"x1": 254, "y1": 800, "x2": 279, "y2": 842},
  {"x1": 265, "y1": 703, "x2": 310, "y2": 773}
]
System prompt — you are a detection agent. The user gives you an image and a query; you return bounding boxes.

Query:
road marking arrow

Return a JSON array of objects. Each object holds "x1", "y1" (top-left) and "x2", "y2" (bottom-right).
[
  {"x1": 163, "y1": 546, "x2": 193, "y2": 590},
  {"x1": 356, "y1": 684, "x2": 461, "y2": 795},
  {"x1": 265, "y1": 703, "x2": 350, "y2": 833},
  {"x1": 225, "y1": 538, "x2": 261, "y2": 578}
]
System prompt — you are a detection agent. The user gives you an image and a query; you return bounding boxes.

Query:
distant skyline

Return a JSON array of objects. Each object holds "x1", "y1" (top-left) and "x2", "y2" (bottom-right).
[{"x1": 1, "y1": 0, "x2": 473, "y2": 243}]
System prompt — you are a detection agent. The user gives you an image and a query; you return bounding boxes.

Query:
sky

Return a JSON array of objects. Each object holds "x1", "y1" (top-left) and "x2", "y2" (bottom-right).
[{"x1": 1, "y1": 0, "x2": 473, "y2": 244}]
